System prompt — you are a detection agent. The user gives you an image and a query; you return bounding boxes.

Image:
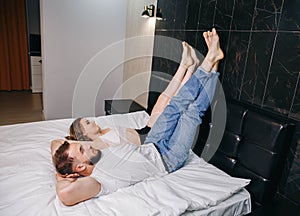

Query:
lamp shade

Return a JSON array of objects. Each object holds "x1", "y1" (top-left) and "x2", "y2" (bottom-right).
[{"x1": 141, "y1": 5, "x2": 150, "y2": 18}]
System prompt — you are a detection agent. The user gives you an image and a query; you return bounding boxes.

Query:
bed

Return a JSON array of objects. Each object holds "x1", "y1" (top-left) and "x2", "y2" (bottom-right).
[{"x1": 0, "y1": 111, "x2": 251, "y2": 216}]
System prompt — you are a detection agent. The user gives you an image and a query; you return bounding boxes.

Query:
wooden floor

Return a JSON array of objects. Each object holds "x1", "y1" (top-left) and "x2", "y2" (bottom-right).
[{"x1": 0, "y1": 91, "x2": 44, "y2": 126}]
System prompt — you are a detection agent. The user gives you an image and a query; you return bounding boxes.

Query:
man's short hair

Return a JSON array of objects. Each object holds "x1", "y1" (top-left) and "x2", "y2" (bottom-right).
[{"x1": 52, "y1": 141, "x2": 74, "y2": 175}]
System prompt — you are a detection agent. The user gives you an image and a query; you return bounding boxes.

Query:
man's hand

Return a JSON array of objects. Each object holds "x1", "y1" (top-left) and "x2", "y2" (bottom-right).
[
  {"x1": 56, "y1": 173, "x2": 79, "y2": 182},
  {"x1": 51, "y1": 140, "x2": 102, "y2": 205}
]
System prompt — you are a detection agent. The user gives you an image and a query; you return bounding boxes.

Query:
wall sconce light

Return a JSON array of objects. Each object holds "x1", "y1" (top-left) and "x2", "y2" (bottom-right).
[
  {"x1": 141, "y1": 4, "x2": 163, "y2": 20},
  {"x1": 141, "y1": 4, "x2": 154, "y2": 18}
]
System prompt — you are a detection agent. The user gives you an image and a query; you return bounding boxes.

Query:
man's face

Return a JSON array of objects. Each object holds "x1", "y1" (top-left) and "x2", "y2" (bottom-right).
[{"x1": 67, "y1": 142, "x2": 101, "y2": 165}]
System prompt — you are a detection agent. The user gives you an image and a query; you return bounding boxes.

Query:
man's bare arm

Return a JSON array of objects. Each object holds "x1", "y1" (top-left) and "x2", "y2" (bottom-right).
[
  {"x1": 51, "y1": 139, "x2": 65, "y2": 156},
  {"x1": 51, "y1": 140, "x2": 102, "y2": 205},
  {"x1": 56, "y1": 176, "x2": 101, "y2": 206}
]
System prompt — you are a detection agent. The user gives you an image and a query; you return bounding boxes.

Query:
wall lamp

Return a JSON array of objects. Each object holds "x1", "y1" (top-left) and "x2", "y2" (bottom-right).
[{"x1": 141, "y1": 4, "x2": 163, "y2": 20}]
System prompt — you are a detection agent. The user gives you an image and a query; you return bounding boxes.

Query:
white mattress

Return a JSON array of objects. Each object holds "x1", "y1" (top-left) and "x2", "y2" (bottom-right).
[{"x1": 0, "y1": 111, "x2": 251, "y2": 216}]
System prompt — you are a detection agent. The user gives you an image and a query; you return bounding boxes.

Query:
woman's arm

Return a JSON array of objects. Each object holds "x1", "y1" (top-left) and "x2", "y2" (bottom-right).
[
  {"x1": 56, "y1": 176, "x2": 101, "y2": 206},
  {"x1": 125, "y1": 128, "x2": 141, "y2": 145}
]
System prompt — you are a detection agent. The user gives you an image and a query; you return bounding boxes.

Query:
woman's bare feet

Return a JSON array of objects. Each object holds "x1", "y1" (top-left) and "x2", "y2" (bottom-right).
[
  {"x1": 163, "y1": 41, "x2": 194, "y2": 101},
  {"x1": 203, "y1": 29, "x2": 221, "y2": 71},
  {"x1": 180, "y1": 41, "x2": 194, "y2": 69},
  {"x1": 201, "y1": 28, "x2": 224, "y2": 73},
  {"x1": 176, "y1": 42, "x2": 200, "y2": 93},
  {"x1": 190, "y1": 45, "x2": 200, "y2": 66},
  {"x1": 186, "y1": 43, "x2": 200, "y2": 74},
  {"x1": 205, "y1": 28, "x2": 224, "y2": 63}
]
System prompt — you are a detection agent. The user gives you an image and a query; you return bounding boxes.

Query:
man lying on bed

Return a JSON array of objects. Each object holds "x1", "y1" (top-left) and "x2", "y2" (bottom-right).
[{"x1": 51, "y1": 28, "x2": 224, "y2": 206}]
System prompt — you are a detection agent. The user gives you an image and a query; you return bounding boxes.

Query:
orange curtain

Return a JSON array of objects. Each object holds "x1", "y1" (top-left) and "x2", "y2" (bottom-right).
[{"x1": 0, "y1": 0, "x2": 30, "y2": 90}]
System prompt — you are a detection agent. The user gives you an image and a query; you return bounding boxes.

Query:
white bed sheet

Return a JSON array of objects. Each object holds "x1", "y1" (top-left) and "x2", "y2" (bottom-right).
[{"x1": 0, "y1": 111, "x2": 251, "y2": 216}]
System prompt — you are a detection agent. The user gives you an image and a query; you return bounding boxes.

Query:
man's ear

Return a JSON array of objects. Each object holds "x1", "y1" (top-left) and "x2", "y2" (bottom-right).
[{"x1": 75, "y1": 163, "x2": 87, "y2": 173}]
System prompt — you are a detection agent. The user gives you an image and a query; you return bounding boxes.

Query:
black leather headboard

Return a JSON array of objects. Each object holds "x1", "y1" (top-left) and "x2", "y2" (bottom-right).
[
  {"x1": 203, "y1": 102, "x2": 295, "y2": 214},
  {"x1": 147, "y1": 74, "x2": 295, "y2": 215}
]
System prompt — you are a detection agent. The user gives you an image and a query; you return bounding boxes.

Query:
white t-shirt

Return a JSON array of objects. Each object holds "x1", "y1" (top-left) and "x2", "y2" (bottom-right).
[
  {"x1": 90, "y1": 143, "x2": 167, "y2": 196},
  {"x1": 99, "y1": 127, "x2": 140, "y2": 146},
  {"x1": 99, "y1": 127, "x2": 123, "y2": 146}
]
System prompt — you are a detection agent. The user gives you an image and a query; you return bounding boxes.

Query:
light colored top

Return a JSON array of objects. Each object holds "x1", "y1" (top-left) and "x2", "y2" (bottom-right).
[
  {"x1": 99, "y1": 127, "x2": 123, "y2": 146},
  {"x1": 90, "y1": 143, "x2": 167, "y2": 196},
  {"x1": 100, "y1": 126, "x2": 141, "y2": 146}
]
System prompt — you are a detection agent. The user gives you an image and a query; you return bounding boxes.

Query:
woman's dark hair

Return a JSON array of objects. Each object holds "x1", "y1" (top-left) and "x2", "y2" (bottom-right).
[{"x1": 65, "y1": 118, "x2": 92, "y2": 141}]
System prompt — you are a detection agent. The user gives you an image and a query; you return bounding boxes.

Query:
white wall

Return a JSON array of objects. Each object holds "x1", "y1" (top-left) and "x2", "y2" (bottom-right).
[
  {"x1": 122, "y1": 0, "x2": 157, "y2": 108},
  {"x1": 41, "y1": 0, "x2": 127, "y2": 119}
]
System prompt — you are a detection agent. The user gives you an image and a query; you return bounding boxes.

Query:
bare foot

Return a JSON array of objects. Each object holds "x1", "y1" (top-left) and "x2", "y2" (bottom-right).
[
  {"x1": 205, "y1": 28, "x2": 224, "y2": 63},
  {"x1": 200, "y1": 28, "x2": 224, "y2": 73},
  {"x1": 203, "y1": 30, "x2": 218, "y2": 71},
  {"x1": 187, "y1": 44, "x2": 200, "y2": 73},
  {"x1": 180, "y1": 41, "x2": 194, "y2": 68},
  {"x1": 203, "y1": 31, "x2": 211, "y2": 48},
  {"x1": 190, "y1": 46, "x2": 200, "y2": 67}
]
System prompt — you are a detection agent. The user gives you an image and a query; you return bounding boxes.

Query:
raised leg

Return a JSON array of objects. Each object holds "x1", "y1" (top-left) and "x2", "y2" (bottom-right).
[
  {"x1": 145, "y1": 28, "x2": 224, "y2": 172},
  {"x1": 147, "y1": 42, "x2": 200, "y2": 127},
  {"x1": 159, "y1": 71, "x2": 219, "y2": 172},
  {"x1": 145, "y1": 68, "x2": 219, "y2": 172},
  {"x1": 147, "y1": 42, "x2": 193, "y2": 127}
]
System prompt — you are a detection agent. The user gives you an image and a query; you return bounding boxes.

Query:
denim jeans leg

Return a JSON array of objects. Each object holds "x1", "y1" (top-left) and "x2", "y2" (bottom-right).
[
  {"x1": 145, "y1": 69, "x2": 219, "y2": 172},
  {"x1": 160, "y1": 73, "x2": 219, "y2": 172},
  {"x1": 145, "y1": 68, "x2": 217, "y2": 145}
]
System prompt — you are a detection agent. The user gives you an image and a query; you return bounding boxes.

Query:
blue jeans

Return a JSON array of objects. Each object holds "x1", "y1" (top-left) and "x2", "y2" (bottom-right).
[{"x1": 145, "y1": 68, "x2": 219, "y2": 172}]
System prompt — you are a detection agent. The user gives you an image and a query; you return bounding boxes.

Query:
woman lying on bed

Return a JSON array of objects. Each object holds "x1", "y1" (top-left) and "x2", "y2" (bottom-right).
[
  {"x1": 51, "y1": 28, "x2": 224, "y2": 206},
  {"x1": 65, "y1": 36, "x2": 220, "y2": 146},
  {"x1": 51, "y1": 41, "x2": 203, "y2": 155}
]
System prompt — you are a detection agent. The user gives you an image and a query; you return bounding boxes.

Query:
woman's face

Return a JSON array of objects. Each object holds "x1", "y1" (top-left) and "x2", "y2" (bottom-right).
[{"x1": 80, "y1": 118, "x2": 100, "y2": 139}]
